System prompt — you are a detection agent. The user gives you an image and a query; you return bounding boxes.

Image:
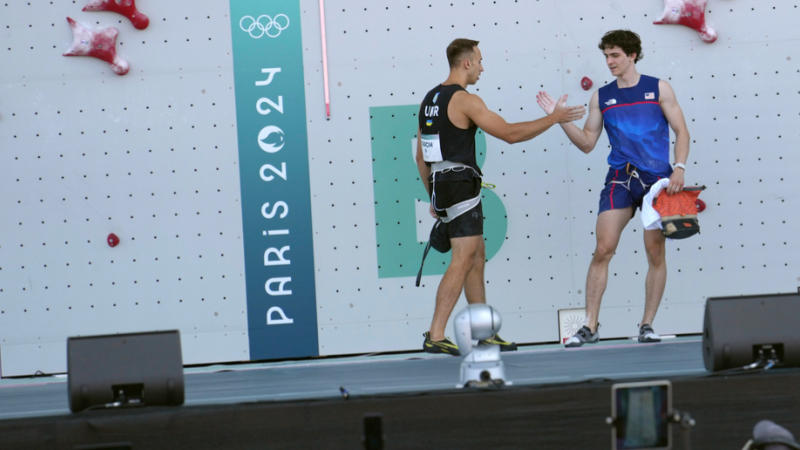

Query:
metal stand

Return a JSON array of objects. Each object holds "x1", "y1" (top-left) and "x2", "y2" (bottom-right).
[
  {"x1": 669, "y1": 409, "x2": 696, "y2": 450},
  {"x1": 457, "y1": 344, "x2": 507, "y2": 388}
]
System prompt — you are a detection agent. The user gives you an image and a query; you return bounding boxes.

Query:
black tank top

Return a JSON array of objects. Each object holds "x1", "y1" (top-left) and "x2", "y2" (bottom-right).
[{"x1": 418, "y1": 84, "x2": 480, "y2": 173}]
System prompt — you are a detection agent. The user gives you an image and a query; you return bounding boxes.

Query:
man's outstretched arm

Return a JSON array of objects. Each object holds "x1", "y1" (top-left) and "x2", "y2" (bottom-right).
[
  {"x1": 537, "y1": 90, "x2": 603, "y2": 153},
  {"x1": 458, "y1": 92, "x2": 585, "y2": 144}
]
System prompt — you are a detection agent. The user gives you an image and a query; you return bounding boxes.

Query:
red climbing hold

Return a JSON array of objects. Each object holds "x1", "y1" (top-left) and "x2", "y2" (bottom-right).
[
  {"x1": 580, "y1": 76, "x2": 593, "y2": 91},
  {"x1": 107, "y1": 233, "x2": 120, "y2": 247},
  {"x1": 653, "y1": 0, "x2": 718, "y2": 43},
  {"x1": 82, "y1": 0, "x2": 150, "y2": 30},
  {"x1": 695, "y1": 198, "x2": 706, "y2": 213},
  {"x1": 64, "y1": 17, "x2": 129, "y2": 75}
]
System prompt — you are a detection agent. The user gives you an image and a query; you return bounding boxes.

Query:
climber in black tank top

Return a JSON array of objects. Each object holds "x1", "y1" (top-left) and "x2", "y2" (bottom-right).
[{"x1": 414, "y1": 38, "x2": 585, "y2": 355}]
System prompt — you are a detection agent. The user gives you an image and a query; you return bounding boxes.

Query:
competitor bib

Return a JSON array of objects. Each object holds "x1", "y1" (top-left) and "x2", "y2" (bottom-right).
[{"x1": 421, "y1": 133, "x2": 443, "y2": 162}]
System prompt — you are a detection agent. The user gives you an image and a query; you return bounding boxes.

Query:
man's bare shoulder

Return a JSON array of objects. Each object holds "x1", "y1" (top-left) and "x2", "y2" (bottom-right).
[
  {"x1": 451, "y1": 90, "x2": 485, "y2": 110},
  {"x1": 657, "y1": 78, "x2": 678, "y2": 102}
]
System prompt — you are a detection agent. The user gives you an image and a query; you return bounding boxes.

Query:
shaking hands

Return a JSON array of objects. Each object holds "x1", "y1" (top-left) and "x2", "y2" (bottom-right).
[{"x1": 536, "y1": 91, "x2": 585, "y2": 123}]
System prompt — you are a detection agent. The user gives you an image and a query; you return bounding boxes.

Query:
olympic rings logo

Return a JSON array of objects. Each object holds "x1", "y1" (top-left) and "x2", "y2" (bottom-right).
[{"x1": 239, "y1": 14, "x2": 290, "y2": 39}]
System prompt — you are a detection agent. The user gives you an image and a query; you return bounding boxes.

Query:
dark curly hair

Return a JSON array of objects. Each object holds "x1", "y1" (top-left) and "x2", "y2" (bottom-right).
[{"x1": 598, "y1": 30, "x2": 642, "y2": 62}]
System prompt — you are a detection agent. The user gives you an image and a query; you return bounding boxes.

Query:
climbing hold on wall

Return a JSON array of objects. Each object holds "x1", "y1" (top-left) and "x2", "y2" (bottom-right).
[
  {"x1": 107, "y1": 233, "x2": 120, "y2": 247},
  {"x1": 580, "y1": 76, "x2": 593, "y2": 91},
  {"x1": 63, "y1": 17, "x2": 129, "y2": 75},
  {"x1": 653, "y1": 0, "x2": 718, "y2": 43},
  {"x1": 82, "y1": 0, "x2": 150, "y2": 30},
  {"x1": 695, "y1": 198, "x2": 706, "y2": 213}
]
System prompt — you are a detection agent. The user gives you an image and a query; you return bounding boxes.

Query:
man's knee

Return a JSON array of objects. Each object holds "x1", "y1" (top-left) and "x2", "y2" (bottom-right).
[
  {"x1": 473, "y1": 238, "x2": 485, "y2": 260},
  {"x1": 645, "y1": 243, "x2": 666, "y2": 265},
  {"x1": 474, "y1": 249, "x2": 485, "y2": 264},
  {"x1": 450, "y1": 251, "x2": 474, "y2": 270},
  {"x1": 471, "y1": 247, "x2": 485, "y2": 271},
  {"x1": 593, "y1": 241, "x2": 617, "y2": 262}
]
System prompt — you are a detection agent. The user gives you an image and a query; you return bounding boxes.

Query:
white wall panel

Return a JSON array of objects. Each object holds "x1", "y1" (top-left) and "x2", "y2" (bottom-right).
[
  {"x1": 303, "y1": 0, "x2": 800, "y2": 353},
  {"x1": 1, "y1": 0, "x2": 799, "y2": 375},
  {"x1": 0, "y1": 1, "x2": 248, "y2": 376}
]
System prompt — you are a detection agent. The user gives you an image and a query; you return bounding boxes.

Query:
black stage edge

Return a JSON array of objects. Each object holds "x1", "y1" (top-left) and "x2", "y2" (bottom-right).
[{"x1": 1, "y1": 369, "x2": 798, "y2": 449}]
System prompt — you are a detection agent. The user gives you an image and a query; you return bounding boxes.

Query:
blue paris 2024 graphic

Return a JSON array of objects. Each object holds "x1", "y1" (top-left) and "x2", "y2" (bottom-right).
[{"x1": 229, "y1": 0, "x2": 318, "y2": 359}]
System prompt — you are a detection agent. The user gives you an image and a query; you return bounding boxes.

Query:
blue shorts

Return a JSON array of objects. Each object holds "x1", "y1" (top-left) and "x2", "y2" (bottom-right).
[{"x1": 598, "y1": 165, "x2": 667, "y2": 214}]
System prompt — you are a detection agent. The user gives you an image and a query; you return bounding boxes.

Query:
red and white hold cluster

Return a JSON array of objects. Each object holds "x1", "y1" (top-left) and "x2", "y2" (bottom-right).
[
  {"x1": 63, "y1": 17, "x2": 129, "y2": 75},
  {"x1": 654, "y1": 0, "x2": 718, "y2": 43},
  {"x1": 62, "y1": 0, "x2": 150, "y2": 75},
  {"x1": 82, "y1": 0, "x2": 150, "y2": 30}
]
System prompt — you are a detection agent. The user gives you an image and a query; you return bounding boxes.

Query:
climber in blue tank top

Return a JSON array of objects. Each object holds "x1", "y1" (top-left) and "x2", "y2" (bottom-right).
[
  {"x1": 599, "y1": 74, "x2": 671, "y2": 176},
  {"x1": 536, "y1": 30, "x2": 691, "y2": 348}
]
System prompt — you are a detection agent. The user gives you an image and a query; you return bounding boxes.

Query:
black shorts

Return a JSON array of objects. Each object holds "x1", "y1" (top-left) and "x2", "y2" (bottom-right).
[
  {"x1": 446, "y1": 202, "x2": 483, "y2": 238},
  {"x1": 430, "y1": 169, "x2": 483, "y2": 238}
]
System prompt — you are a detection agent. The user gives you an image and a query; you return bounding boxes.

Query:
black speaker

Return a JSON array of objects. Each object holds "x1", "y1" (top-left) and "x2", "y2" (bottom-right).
[
  {"x1": 702, "y1": 293, "x2": 800, "y2": 371},
  {"x1": 67, "y1": 330, "x2": 184, "y2": 412}
]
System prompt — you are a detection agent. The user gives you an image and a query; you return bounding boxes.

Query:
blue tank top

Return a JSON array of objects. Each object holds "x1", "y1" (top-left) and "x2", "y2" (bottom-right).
[{"x1": 598, "y1": 75, "x2": 671, "y2": 176}]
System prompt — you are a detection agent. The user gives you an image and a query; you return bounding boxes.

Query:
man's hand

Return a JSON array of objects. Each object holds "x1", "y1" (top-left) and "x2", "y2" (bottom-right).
[
  {"x1": 537, "y1": 91, "x2": 585, "y2": 123},
  {"x1": 429, "y1": 203, "x2": 438, "y2": 219},
  {"x1": 536, "y1": 91, "x2": 557, "y2": 114},
  {"x1": 667, "y1": 168, "x2": 685, "y2": 194}
]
